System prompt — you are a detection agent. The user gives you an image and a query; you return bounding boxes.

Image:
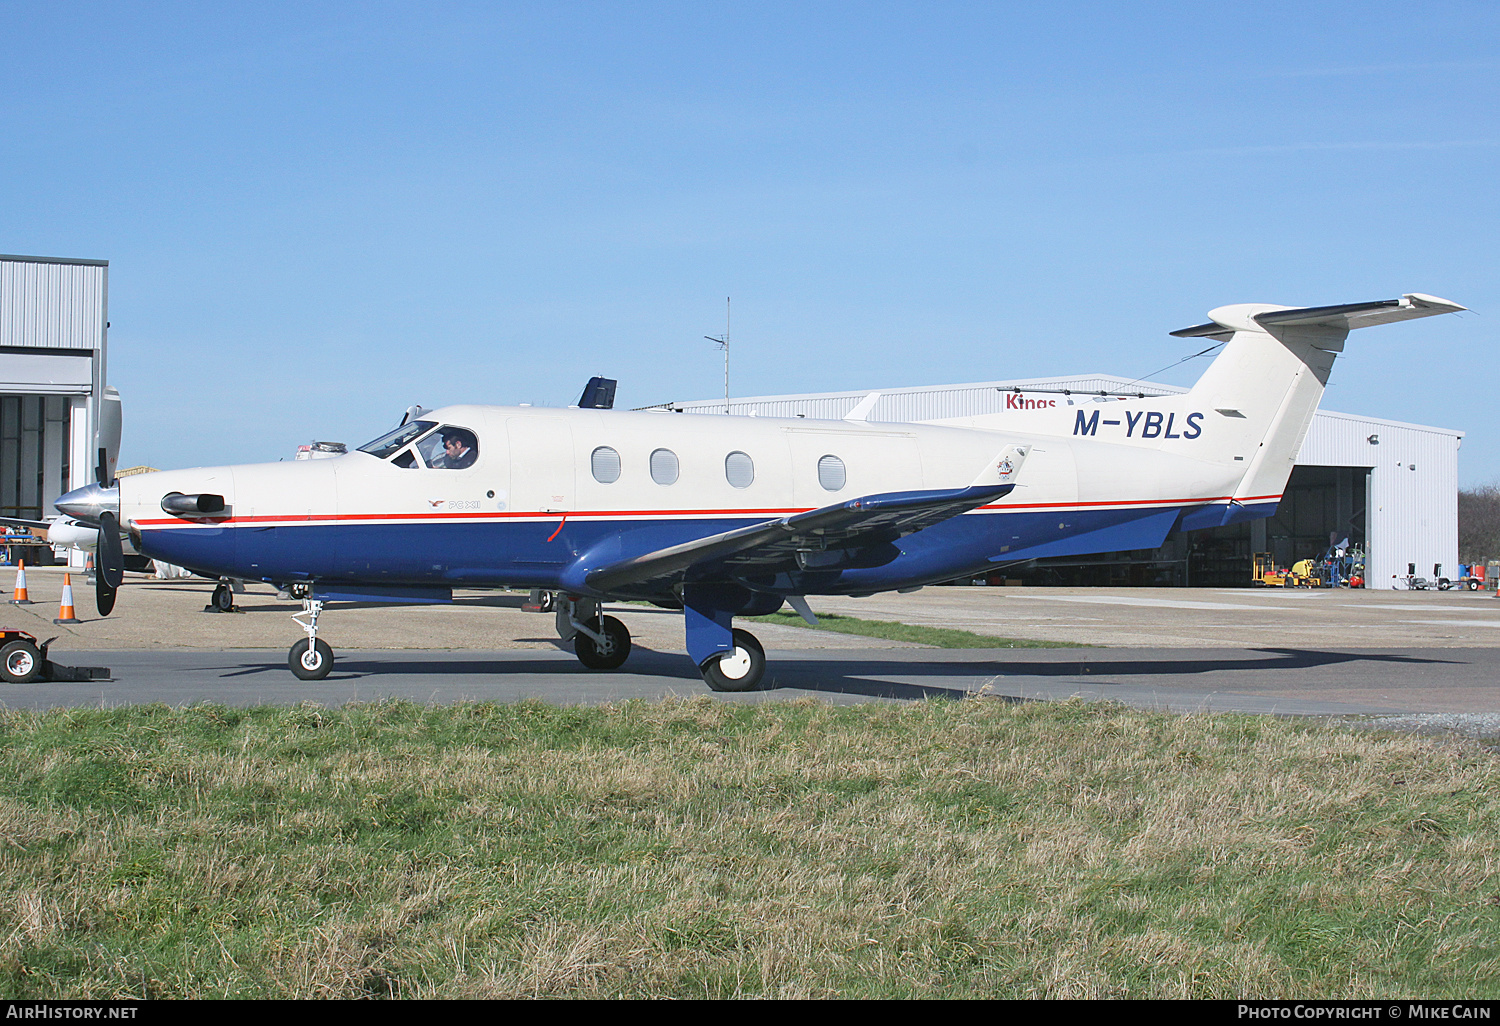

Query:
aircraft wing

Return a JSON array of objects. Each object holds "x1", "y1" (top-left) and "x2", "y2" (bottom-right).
[
  {"x1": 585, "y1": 481, "x2": 1015, "y2": 595},
  {"x1": 0, "y1": 516, "x2": 52, "y2": 533}
]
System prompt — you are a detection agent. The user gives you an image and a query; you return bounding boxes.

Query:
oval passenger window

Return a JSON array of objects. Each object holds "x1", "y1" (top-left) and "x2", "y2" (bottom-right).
[
  {"x1": 650, "y1": 448, "x2": 679, "y2": 485},
  {"x1": 818, "y1": 454, "x2": 846, "y2": 491},
  {"x1": 724, "y1": 451, "x2": 754, "y2": 488},
  {"x1": 591, "y1": 446, "x2": 621, "y2": 484}
]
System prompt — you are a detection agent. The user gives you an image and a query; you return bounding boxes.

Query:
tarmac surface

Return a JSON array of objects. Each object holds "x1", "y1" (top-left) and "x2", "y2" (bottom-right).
[{"x1": 4, "y1": 566, "x2": 1499, "y2": 733}]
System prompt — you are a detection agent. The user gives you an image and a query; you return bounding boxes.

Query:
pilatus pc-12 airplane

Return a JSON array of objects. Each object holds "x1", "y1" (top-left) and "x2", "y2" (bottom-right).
[{"x1": 54, "y1": 293, "x2": 1464, "y2": 690}]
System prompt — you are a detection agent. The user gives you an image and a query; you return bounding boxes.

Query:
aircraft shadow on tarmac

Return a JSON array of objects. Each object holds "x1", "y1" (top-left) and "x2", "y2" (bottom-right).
[{"x1": 202, "y1": 645, "x2": 1460, "y2": 704}]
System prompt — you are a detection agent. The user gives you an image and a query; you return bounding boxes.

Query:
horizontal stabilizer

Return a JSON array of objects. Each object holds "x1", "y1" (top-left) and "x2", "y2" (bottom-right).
[{"x1": 1171, "y1": 293, "x2": 1465, "y2": 338}]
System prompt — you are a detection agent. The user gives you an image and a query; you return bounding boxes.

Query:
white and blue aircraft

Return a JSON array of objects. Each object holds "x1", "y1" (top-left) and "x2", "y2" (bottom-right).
[{"x1": 54, "y1": 293, "x2": 1464, "y2": 689}]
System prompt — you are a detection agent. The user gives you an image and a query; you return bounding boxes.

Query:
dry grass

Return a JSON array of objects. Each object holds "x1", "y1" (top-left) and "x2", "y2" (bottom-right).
[{"x1": 0, "y1": 698, "x2": 1497, "y2": 998}]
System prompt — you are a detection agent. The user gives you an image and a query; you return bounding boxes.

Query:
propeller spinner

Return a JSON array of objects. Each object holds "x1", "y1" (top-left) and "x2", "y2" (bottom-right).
[{"x1": 53, "y1": 447, "x2": 124, "y2": 616}]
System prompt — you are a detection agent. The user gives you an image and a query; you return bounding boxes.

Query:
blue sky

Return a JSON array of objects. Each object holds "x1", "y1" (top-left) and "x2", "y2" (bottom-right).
[{"x1": 4, "y1": 2, "x2": 1496, "y2": 481}]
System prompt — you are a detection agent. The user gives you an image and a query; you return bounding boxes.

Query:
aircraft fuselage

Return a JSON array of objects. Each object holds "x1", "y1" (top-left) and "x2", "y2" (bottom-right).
[{"x1": 124, "y1": 401, "x2": 1249, "y2": 600}]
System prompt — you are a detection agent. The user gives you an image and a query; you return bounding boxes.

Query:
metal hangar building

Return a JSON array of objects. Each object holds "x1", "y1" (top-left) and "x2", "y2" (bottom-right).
[
  {"x1": 0, "y1": 254, "x2": 119, "y2": 547},
  {"x1": 650, "y1": 375, "x2": 1462, "y2": 588}
]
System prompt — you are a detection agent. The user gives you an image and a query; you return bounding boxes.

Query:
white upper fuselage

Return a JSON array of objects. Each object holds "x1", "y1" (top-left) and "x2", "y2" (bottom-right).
[{"x1": 121, "y1": 399, "x2": 1245, "y2": 534}]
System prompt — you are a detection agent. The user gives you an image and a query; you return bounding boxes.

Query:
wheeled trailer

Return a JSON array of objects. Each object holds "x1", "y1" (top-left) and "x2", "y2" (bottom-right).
[{"x1": 0, "y1": 630, "x2": 110, "y2": 683}]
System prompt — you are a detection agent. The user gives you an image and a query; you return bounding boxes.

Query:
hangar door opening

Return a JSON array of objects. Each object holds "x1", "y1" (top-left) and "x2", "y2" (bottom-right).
[
  {"x1": 0, "y1": 394, "x2": 72, "y2": 522},
  {"x1": 1006, "y1": 464, "x2": 1372, "y2": 586},
  {"x1": 1257, "y1": 466, "x2": 1370, "y2": 572},
  {"x1": 1182, "y1": 465, "x2": 1371, "y2": 586}
]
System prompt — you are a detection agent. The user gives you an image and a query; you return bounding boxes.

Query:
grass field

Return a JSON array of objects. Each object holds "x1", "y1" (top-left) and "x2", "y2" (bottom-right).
[
  {"x1": 745, "y1": 610, "x2": 1085, "y2": 648},
  {"x1": 1, "y1": 698, "x2": 1497, "y2": 999}
]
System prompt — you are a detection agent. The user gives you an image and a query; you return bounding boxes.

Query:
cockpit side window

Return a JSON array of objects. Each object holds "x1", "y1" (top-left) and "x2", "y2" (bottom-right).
[
  {"x1": 417, "y1": 425, "x2": 479, "y2": 470},
  {"x1": 359, "y1": 421, "x2": 436, "y2": 460}
]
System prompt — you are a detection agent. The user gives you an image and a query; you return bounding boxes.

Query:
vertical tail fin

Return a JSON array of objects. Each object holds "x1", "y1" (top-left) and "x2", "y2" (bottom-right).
[{"x1": 1176, "y1": 294, "x2": 1464, "y2": 503}]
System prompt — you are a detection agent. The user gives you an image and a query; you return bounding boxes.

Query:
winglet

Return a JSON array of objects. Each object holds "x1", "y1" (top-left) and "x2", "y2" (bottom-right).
[{"x1": 970, "y1": 444, "x2": 1029, "y2": 489}]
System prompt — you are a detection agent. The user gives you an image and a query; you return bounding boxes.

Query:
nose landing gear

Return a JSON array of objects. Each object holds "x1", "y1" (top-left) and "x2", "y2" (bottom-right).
[{"x1": 288, "y1": 598, "x2": 333, "y2": 680}]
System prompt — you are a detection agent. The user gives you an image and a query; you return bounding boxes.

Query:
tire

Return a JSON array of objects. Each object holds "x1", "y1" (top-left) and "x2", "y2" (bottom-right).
[
  {"x1": 212, "y1": 582, "x2": 234, "y2": 611},
  {"x1": 699, "y1": 628, "x2": 766, "y2": 693},
  {"x1": 288, "y1": 638, "x2": 334, "y2": 680},
  {"x1": 1469, "y1": 579, "x2": 1481, "y2": 591},
  {"x1": 0, "y1": 640, "x2": 42, "y2": 684},
  {"x1": 574, "y1": 615, "x2": 631, "y2": 670}
]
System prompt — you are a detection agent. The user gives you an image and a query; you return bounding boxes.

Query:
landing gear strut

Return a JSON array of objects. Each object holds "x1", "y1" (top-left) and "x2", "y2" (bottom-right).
[
  {"x1": 288, "y1": 598, "x2": 333, "y2": 680},
  {"x1": 682, "y1": 584, "x2": 771, "y2": 692},
  {"x1": 555, "y1": 595, "x2": 632, "y2": 671}
]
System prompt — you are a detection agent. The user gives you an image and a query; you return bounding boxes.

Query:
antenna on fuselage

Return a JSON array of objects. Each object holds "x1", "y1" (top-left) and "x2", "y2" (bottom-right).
[{"x1": 705, "y1": 296, "x2": 730, "y2": 414}]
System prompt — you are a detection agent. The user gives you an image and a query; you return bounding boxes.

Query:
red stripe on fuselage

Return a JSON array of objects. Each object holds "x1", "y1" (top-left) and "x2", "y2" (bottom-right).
[{"x1": 133, "y1": 494, "x2": 1281, "y2": 529}]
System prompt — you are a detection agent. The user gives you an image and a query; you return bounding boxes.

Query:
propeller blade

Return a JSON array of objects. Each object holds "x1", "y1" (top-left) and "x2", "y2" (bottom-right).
[
  {"x1": 96, "y1": 511, "x2": 124, "y2": 616},
  {"x1": 96, "y1": 575, "x2": 116, "y2": 617},
  {"x1": 95, "y1": 447, "x2": 112, "y2": 488}
]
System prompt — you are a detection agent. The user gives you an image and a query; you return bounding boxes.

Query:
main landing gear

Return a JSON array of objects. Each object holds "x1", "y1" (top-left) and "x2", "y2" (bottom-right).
[
  {"x1": 697, "y1": 628, "x2": 765, "y2": 692},
  {"x1": 682, "y1": 584, "x2": 771, "y2": 692},
  {"x1": 289, "y1": 598, "x2": 333, "y2": 680},
  {"x1": 554, "y1": 595, "x2": 631, "y2": 671}
]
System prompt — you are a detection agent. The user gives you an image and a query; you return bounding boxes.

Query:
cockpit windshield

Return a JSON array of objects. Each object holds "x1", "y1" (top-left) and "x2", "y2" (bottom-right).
[{"x1": 358, "y1": 421, "x2": 436, "y2": 460}]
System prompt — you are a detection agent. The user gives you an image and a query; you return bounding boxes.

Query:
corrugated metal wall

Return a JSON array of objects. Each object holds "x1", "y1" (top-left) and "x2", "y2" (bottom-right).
[
  {"x1": 0, "y1": 256, "x2": 107, "y2": 527},
  {"x1": 0, "y1": 256, "x2": 107, "y2": 351},
  {"x1": 654, "y1": 376, "x2": 1463, "y2": 585}
]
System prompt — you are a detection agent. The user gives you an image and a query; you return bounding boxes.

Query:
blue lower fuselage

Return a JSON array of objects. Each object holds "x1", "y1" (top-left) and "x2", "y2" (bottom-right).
[{"x1": 138, "y1": 498, "x2": 1277, "y2": 600}]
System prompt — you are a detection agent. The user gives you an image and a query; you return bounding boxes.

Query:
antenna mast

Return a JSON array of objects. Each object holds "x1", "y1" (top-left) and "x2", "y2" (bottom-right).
[{"x1": 705, "y1": 296, "x2": 731, "y2": 414}]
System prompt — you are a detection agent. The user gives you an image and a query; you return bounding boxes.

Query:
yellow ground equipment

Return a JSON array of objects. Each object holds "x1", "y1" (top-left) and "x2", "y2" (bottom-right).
[{"x1": 1253, "y1": 553, "x2": 1322, "y2": 588}]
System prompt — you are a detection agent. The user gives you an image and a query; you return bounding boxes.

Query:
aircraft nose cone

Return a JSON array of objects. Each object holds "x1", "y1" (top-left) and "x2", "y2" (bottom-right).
[{"x1": 55, "y1": 482, "x2": 120, "y2": 526}]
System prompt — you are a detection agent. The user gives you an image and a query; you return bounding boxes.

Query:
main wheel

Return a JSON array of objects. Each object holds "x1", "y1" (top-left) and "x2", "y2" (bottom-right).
[
  {"x1": 288, "y1": 638, "x2": 334, "y2": 680},
  {"x1": 212, "y1": 582, "x2": 234, "y2": 611},
  {"x1": 699, "y1": 628, "x2": 766, "y2": 693},
  {"x1": 0, "y1": 640, "x2": 42, "y2": 684},
  {"x1": 574, "y1": 615, "x2": 631, "y2": 670}
]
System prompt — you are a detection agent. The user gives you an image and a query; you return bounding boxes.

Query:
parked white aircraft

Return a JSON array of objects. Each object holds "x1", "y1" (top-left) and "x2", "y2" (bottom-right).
[{"x1": 55, "y1": 294, "x2": 1463, "y2": 689}]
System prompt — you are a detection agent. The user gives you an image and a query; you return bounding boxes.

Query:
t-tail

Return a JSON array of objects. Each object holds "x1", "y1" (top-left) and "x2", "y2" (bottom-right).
[{"x1": 1169, "y1": 293, "x2": 1464, "y2": 506}]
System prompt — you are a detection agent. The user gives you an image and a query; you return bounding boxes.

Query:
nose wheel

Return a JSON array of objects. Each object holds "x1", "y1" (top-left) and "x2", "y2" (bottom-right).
[
  {"x1": 288, "y1": 598, "x2": 334, "y2": 680},
  {"x1": 289, "y1": 638, "x2": 334, "y2": 680}
]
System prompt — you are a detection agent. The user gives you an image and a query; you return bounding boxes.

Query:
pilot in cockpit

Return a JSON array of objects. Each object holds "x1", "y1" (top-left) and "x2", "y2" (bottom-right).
[{"x1": 432, "y1": 428, "x2": 477, "y2": 469}]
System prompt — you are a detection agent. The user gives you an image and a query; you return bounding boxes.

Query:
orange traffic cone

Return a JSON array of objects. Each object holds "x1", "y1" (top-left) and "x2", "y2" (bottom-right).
[
  {"x1": 84, "y1": 553, "x2": 94, "y2": 582},
  {"x1": 9, "y1": 561, "x2": 31, "y2": 605},
  {"x1": 53, "y1": 573, "x2": 80, "y2": 624}
]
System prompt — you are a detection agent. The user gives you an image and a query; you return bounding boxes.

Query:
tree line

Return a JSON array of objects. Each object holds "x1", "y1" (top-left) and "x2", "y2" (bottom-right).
[{"x1": 1459, "y1": 486, "x2": 1500, "y2": 565}]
